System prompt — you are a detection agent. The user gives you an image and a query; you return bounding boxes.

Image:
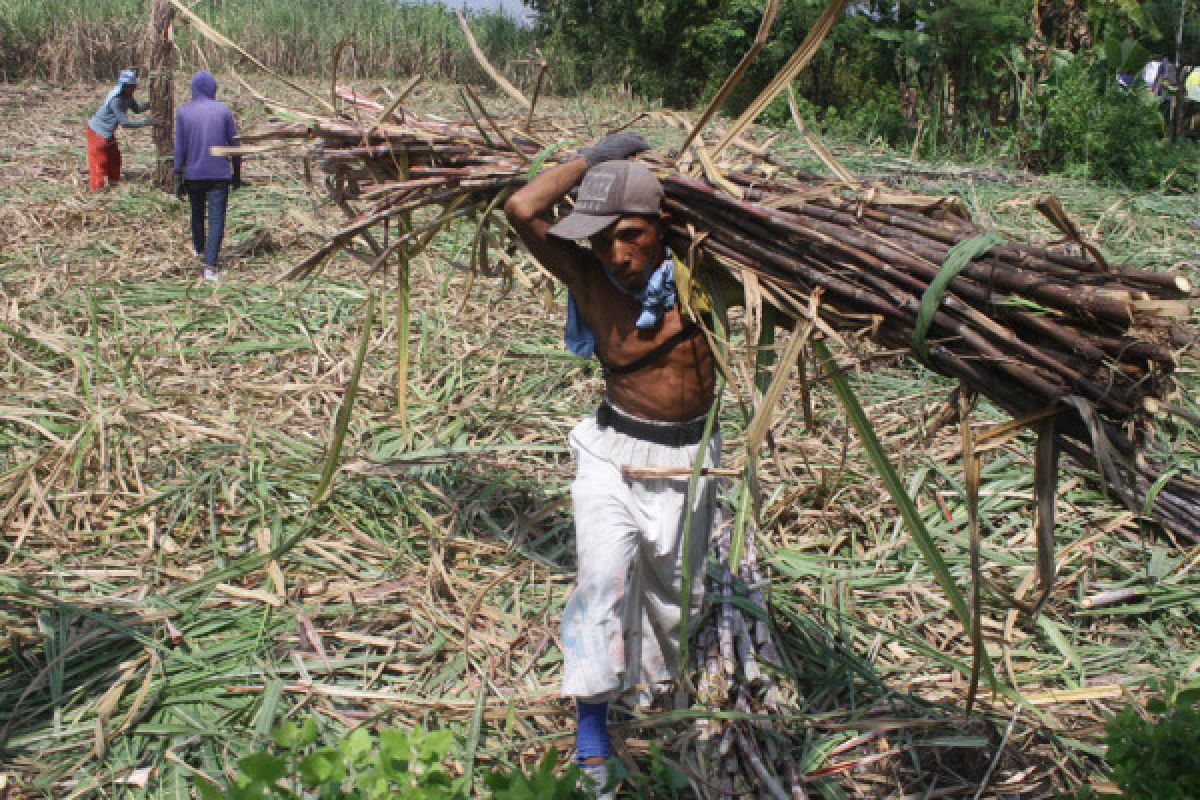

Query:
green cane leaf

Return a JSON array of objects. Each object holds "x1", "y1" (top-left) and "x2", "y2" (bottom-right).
[
  {"x1": 913, "y1": 233, "x2": 1004, "y2": 364},
  {"x1": 312, "y1": 291, "x2": 377, "y2": 505},
  {"x1": 813, "y1": 338, "x2": 991, "y2": 688}
]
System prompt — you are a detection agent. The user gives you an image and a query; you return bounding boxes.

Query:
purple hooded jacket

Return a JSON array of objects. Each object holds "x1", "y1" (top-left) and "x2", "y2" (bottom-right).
[{"x1": 174, "y1": 71, "x2": 239, "y2": 182}]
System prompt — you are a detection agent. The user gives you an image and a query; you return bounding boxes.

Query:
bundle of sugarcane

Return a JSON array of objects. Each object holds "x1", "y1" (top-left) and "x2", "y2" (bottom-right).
[
  {"x1": 227, "y1": 88, "x2": 1197, "y2": 542},
  {"x1": 694, "y1": 519, "x2": 806, "y2": 799},
  {"x1": 657, "y1": 172, "x2": 1198, "y2": 542}
]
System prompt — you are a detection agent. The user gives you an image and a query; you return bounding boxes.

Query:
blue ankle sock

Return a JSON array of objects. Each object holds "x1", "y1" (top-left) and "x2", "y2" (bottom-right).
[{"x1": 575, "y1": 700, "x2": 611, "y2": 764}]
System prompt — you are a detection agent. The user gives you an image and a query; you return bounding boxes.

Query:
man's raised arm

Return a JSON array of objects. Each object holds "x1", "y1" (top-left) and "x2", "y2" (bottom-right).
[
  {"x1": 504, "y1": 133, "x2": 650, "y2": 287},
  {"x1": 504, "y1": 157, "x2": 591, "y2": 286},
  {"x1": 113, "y1": 99, "x2": 152, "y2": 129}
]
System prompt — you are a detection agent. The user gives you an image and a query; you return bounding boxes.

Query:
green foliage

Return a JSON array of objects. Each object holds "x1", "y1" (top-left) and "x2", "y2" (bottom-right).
[
  {"x1": 1104, "y1": 684, "x2": 1200, "y2": 799},
  {"x1": 607, "y1": 743, "x2": 690, "y2": 799},
  {"x1": 760, "y1": 83, "x2": 911, "y2": 148},
  {"x1": 880, "y1": 0, "x2": 1029, "y2": 107},
  {"x1": 483, "y1": 749, "x2": 585, "y2": 799},
  {"x1": 199, "y1": 719, "x2": 587, "y2": 800},
  {"x1": 530, "y1": 0, "x2": 879, "y2": 109},
  {"x1": 1100, "y1": 35, "x2": 1152, "y2": 76},
  {"x1": 1039, "y1": 55, "x2": 1173, "y2": 188},
  {"x1": 203, "y1": 717, "x2": 698, "y2": 800},
  {"x1": 530, "y1": 0, "x2": 1200, "y2": 188},
  {"x1": 532, "y1": 0, "x2": 1028, "y2": 125},
  {"x1": 1090, "y1": 0, "x2": 1200, "y2": 64}
]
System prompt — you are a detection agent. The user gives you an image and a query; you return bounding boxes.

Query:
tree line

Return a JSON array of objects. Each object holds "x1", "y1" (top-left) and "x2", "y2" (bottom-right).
[
  {"x1": 529, "y1": 0, "x2": 1200, "y2": 187},
  {"x1": 4, "y1": 0, "x2": 1195, "y2": 187}
]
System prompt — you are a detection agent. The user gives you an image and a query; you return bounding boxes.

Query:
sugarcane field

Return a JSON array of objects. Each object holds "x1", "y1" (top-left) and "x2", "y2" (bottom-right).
[{"x1": 2, "y1": 0, "x2": 1200, "y2": 797}]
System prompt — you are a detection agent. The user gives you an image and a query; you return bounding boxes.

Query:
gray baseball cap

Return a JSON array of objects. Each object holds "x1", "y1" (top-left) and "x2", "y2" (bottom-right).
[{"x1": 547, "y1": 160, "x2": 664, "y2": 241}]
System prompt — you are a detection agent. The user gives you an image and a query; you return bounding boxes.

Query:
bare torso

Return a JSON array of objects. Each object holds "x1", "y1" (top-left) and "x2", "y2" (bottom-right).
[
  {"x1": 579, "y1": 260, "x2": 716, "y2": 422},
  {"x1": 501, "y1": 154, "x2": 717, "y2": 421}
]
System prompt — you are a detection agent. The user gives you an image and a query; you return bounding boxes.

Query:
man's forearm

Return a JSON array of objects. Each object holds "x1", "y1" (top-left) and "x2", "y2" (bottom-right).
[
  {"x1": 115, "y1": 109, "x2": 150, "y2": 129},
  {"x1": 502, "y1": 156, "x2": 591, "y2": 285},
  {"x1": 506, "y1": 156, "x2": 589, "y2": 223}
]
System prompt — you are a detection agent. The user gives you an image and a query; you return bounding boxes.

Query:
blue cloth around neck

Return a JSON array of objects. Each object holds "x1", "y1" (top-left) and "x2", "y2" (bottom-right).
[
  {"x1": 575, "y1": 700, "x2": 611, "y2": 763},
  {"x1": 564, "y1": 255, "x2": 676, "y2": 359}
]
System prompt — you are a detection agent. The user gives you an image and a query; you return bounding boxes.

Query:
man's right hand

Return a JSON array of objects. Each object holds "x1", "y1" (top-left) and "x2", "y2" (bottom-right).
[
  {"x1": 581, "y1": 132, "x2": 650, "y2": 166},
  {"x1": 173, "y1": 173, "x2": 186, "y2": 198}
]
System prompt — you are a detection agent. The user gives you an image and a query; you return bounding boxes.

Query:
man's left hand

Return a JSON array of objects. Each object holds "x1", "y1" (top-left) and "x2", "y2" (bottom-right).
[{"x1": 581, "y1": 132, "x2": 650, "y2": 166}]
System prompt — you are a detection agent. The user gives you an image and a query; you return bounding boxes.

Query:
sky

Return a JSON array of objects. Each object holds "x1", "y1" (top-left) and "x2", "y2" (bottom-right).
[{"x1": 440, "y1": 0, "x2": 535, "y2": 23}]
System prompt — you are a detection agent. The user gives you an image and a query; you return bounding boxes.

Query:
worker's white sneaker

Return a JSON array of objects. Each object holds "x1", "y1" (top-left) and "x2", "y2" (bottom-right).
[
  {"x1": 580, "y1": 762, "x2": 614, "y2": 799},
  {"x1": 203, "y1": 267, "x2": 220, "y2": 282}
]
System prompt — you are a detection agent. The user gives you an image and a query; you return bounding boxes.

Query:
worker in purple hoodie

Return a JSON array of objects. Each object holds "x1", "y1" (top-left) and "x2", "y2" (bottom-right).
[{"x1": 174, "y1": 70, "x2": 242, "y2": 281}]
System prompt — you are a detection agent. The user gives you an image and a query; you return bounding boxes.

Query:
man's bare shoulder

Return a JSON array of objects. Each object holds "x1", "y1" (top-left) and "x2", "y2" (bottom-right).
[{"x1": 561, "y1": 244, "x2": 603, "y2": 296}]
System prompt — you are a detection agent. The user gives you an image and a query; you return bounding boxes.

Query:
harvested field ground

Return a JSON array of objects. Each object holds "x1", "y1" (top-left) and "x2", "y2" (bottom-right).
[{"x1": 1, "y1": 78, "x2": 1198, "y2": 798}]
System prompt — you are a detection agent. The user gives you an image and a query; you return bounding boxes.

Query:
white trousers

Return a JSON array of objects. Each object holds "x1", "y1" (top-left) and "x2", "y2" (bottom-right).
[{"x1": 561, "y1": 406, "x2": 721, "y2": 702}]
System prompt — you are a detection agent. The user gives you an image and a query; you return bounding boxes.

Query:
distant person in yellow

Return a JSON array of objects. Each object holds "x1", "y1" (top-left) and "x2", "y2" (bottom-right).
[{"x1": 1186, "y1": 67, "x2": 1200, "y2": 103}]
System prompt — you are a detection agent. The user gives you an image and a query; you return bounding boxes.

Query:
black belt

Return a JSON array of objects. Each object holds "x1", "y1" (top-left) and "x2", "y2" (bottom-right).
[{"x1": 595, "y1": 401, "x2": 708, "y2": 447}]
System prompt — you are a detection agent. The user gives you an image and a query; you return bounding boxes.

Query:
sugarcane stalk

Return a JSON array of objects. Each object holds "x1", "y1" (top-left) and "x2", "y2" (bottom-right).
[
  {"x1": 673, "y1": 202, "x2": 1164, "y2": 414},
  {"x1": 148, "y1": 0, "x2": 176, "y2": 192},
  {"x1": 736, "y1": 726, "x2": 791, "y2": 800},
  {"x1": 784, "y1": 756, "x2": 810, "y2": 800},
  {"x1": 734, "y1": 611, "x2": 764, "y2": 686},
  {"x1": 718, "y1": 565, "x2": 736, "y2": 677}
]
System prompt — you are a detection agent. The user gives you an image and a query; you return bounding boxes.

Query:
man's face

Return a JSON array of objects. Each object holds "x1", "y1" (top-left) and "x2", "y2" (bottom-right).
[{"x1": 589, "y1": 214, "x2": 666, "y2": 292}]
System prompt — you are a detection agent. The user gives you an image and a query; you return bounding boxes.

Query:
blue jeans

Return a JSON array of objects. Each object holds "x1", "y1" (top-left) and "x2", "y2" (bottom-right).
[{"x1": 186, "y1": 179, "x2": 229, "y2": 267}]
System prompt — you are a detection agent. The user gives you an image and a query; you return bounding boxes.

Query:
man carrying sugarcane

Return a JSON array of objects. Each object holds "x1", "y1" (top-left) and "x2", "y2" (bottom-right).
[
  {"x1": 86, "y1": 68, "x2": 157, "y2": 190},
  {"x1": 505, "y1": 134, "x2": 721, "y2": 797}
]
